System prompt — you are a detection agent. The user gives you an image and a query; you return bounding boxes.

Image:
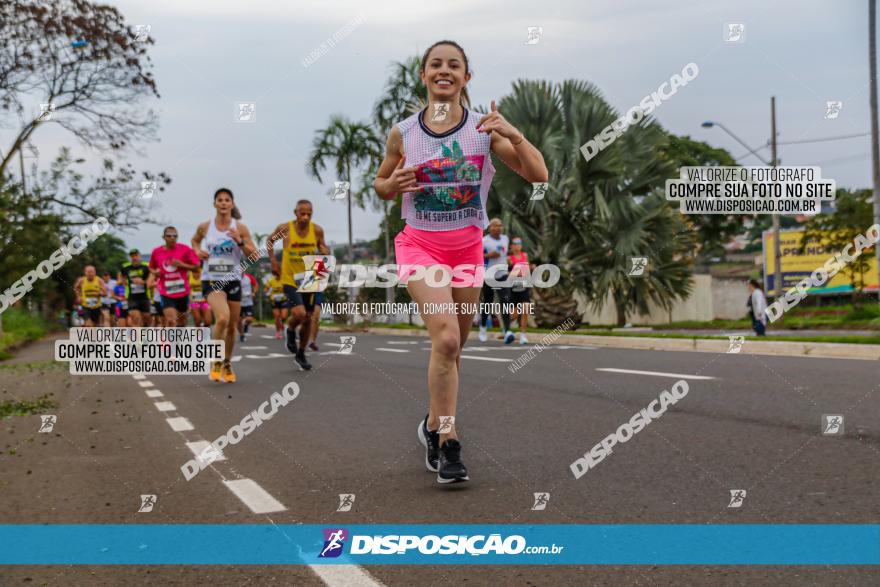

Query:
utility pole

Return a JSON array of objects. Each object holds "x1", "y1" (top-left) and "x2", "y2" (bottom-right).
[
  {"x1": 771, "y1": 96, "x2": 783, "y2": 318},
  {"x1": 870, "y1": 0, "x2": 880, "y2": 304}
]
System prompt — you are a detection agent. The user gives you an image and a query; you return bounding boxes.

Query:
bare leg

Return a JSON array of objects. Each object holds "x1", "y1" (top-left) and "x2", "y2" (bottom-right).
[{"x1": 407, "y1": 269, "x2": 464, "y2": 445}]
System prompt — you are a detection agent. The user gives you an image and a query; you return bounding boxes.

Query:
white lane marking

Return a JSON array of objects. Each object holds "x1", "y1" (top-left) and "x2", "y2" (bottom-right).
[
  {"x1": 186, "y1": 440, "x2": 226, "y2": 464},
  {"x1": 460, "y1": 355, "x2": 511, "y2": 362},
  {"x1": 240, "y1": 345, "x2": 268, "y2": 349},
  {"x1": 596, "y1": 368, "x2": 715, "y2": 380},
  {"x1": 137, "y1": 381, "x2": 154, "y2": 388},
  {"x1": 154, "y1": 401, "x2": 177, "y2": 412},
  {"x1": 309, "y1": 565, "x2": 385, "y2": 587},
  {"x1": 231, "y1": 356, "x2": 242, "y2": 362},
  {"x1": 145, "y1": 389, "x2": 164, "y2": 398},
  {"x1": 387, "y1": 340, "x2": 420, "y2": 345},
  {"x1": 260, "y1": 335, "x2": 275, "y2": 339},
  {"x1": 132, "y1": 374, "x2": 146, "y2": 380},
  {"x1": 376, "y1": 348, "x2": 409, "y2": 353},
  {"x1": 223, "y1": 478, "x2": 286, "y2": 514},
  {"x1": 166, "y1": 417, "x2": 194, "y2": 431}
]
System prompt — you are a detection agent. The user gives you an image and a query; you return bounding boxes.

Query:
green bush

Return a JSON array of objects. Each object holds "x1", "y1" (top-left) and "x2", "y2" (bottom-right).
[{"x1": 0, "y1": 309, "x2": 53, "y2": 359}]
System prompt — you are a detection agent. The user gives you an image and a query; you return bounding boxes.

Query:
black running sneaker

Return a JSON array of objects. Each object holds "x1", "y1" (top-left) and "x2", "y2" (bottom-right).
[
  {"x1": 285, "y1": 327, "x2": 297, "y2": 354},
  {"x1": 417, "y1": 415, "x2": 440, "y2": 472},
  {"x1": 437, "y1": 439, "x2": 469, "y2": 484},
  {"x1": 294, "y1": 350, "x2": 312, "y2": 371}
]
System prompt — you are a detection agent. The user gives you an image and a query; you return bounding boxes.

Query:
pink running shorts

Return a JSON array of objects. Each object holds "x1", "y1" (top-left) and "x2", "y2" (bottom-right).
[{"x1": 394, "y1": 224, "x2": 485, "y2": 288}]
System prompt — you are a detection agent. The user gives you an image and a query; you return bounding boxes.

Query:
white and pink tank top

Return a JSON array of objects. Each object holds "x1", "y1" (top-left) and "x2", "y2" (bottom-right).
[{"x1": 397, "y1": 108, "x2": 495, "y2": 231}]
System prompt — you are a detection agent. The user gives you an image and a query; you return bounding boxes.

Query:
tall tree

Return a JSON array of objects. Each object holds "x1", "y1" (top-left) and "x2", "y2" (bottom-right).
[
  {"x1": 659, "y1": 134, "x2": 742, "y2": 261},
  {"x1": 0, "y1": 0, "x2": 169, "y2": 230},
  {"x1": 306, "y1": 116, "x2": 381, "y2": 263},
  {"x1": 488, "y1": 80, "x2": 695, "y2": 326}
]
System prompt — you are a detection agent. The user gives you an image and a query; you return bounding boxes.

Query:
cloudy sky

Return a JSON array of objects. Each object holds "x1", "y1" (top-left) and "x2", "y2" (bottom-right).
[{"x1": 19, "y1": 0, "x2": 874, "y2": 253}]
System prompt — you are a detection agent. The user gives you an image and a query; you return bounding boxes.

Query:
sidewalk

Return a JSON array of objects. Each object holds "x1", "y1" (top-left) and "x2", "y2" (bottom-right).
[{"x1": 319, "y1": 325, "x2": 880, "y2": 361}]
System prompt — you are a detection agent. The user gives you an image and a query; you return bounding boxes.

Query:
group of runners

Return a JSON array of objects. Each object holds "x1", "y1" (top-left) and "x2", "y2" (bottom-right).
[
  {"x1": 72, "y1": 191, "x2": 330, "y2": 383},
  {"x1": 77, "y1": 39, "x2": 548, "y2": 485}
]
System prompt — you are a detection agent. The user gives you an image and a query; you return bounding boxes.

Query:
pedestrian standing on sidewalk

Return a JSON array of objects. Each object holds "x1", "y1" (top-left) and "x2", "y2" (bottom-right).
[{"x1": 747, "y1": 279, "x2": 768, "y2": 336}]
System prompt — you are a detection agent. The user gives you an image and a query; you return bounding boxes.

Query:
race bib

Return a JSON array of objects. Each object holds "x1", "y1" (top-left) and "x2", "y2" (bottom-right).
[
  {"x1": 191, "y1": 291, "x2": 205, "y2": 302},
  {"x1": 164, "y1": 279, "x2": 186, "y2": 295},
  {"x1": 273, "y1": 293, "x2": 286, "y2": 302},
  {"x1": 85, "y1": 296, "x2": 98, "y2": 307},
  {"x1": 119, "y1": 300, "x2": 128, "y2": 310},
  {"x1": 130, "y1": 282, "x2": 145, "y2": 294},
  {"x1": 207, "y1": 257, "x2": 235, "y2": 274}
]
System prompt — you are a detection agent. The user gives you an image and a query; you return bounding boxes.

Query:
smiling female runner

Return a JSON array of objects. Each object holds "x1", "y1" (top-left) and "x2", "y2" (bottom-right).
[
  {"x1": 373, "y1": 40, "x2": 548, "y2": 484},
  {"x1": 192, "y1": 188, "x2": 258, "y2": 383}
]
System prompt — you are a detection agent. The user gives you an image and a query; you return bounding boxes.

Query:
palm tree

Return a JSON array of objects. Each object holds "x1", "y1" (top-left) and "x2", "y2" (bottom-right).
[
  {"x1": 372, "y1": 56, "x2": 427, "y2": 134},
  {"x1": 371, "y1": 56, "x2": 426, "y2": 262},
  {"x1": 307, "y1": 116, "x2": 381, "y2": 263},
  {"x1": 488, "y1": 80, "x2": 695, "y2": 327}
]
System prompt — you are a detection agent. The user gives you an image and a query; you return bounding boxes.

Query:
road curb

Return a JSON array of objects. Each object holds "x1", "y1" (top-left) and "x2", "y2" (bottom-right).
[{"x1": 319, "y1": 325, "x2": 880, "y2": 361}]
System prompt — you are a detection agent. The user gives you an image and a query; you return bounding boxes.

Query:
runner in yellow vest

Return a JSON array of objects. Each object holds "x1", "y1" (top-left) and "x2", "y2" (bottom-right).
[
  {"x1": 267, "y1": 199, "x2": 330, "y2": 371},
  {"x1": 266, "y1": 271, "x2": 289, "y2": 339},
  {"x1": 74, "y1": 265, "x2": 107, "y2": 327}
]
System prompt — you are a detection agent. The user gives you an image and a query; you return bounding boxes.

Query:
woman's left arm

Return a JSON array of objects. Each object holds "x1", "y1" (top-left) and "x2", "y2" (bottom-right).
[{"x1": 479, "y1": 100, "x2": 548, "y2": 183}]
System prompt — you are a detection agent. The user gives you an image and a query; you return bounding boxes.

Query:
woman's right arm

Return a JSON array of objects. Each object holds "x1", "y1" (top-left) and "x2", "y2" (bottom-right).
[{"x1": 373, "y1": 126, "x2": 420, "y2": 201}]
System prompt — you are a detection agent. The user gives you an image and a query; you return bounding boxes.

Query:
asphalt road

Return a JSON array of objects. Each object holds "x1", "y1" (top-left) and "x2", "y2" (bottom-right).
[{"x1": 1, "y1": 329, "x2": 878, "y2": 585}]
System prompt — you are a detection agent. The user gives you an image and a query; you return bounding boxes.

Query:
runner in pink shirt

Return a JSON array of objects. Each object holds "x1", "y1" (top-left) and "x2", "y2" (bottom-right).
[{"x1": 148, "y1": 226, "x2": 201, "y2": 327}]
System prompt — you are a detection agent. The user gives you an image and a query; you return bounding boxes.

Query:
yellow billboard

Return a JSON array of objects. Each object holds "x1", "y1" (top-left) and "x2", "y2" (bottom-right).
[{"x1": 762, "y1": 229, "x2": 878, "y2": 296}]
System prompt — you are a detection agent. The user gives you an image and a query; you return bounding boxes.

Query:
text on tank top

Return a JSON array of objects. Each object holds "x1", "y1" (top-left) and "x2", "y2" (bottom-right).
[
  {"x1": 202, "y1": 218, "x2": 244, "y2": 280},
  {"x1": 281, "y1": 220, "x2": 317, "y2": 287},
  {"x1": 398, "y1": 108, "x2": 495, "y2": 231},
  {"x1": 81, "y1": 277, "x2": 102, "y2": 308}
]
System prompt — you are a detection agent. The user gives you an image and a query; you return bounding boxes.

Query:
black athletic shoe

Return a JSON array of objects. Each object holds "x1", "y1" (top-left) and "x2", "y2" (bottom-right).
[
  {"x1": 294, "y1": 350, "x2": 312, "y2": 371},
  {"x1": 437, "y1": 439, "x2": 469, "y2": 484},
  {"x1": 285, "y1": 327, "x2": 297, "y2": 354},
  {"x1": 417, "y1": 415, "x2": 440, "y2": 473}
]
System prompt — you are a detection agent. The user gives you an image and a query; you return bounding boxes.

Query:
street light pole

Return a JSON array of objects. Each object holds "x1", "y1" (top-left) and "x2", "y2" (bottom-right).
[
  {"x1": 870, "y1": 0, "x2": 880, "y2": 304},
  {"x1": 770, "y1": 97, "x2": 783, "y2": 315}
]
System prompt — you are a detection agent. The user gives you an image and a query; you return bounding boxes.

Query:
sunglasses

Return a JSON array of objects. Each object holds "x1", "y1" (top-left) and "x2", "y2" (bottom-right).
[{"x1": 164, "y1": 233, "x2": 179, "y2": 238}]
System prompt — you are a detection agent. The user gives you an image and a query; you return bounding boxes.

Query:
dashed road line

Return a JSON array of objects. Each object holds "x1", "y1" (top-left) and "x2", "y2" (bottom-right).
[
  {"x1": 137, "y1": 380, "x2": 154, "y2": 388},
  {"x1": 145, "y1": 389, "x2": 164, "y2": 398},
  {"x1": 154, "y1": 401, "x2": 177, "y2": 412},
  {"x1": 223, "y1": 479, "x2": 286, "y2": 514},
  {"x1": 596, "y1": 368, "x2": 715, "y2": 380},
  {"x1": 309, "y1": 565, "x2": 385, "y2": 586},
  {"x1": 166, "y1": 416, "x2": 194, "y2": 432},
  {"x1": 460, "y1": 355, "x2": 512, "y2": 362},
  {"x1": 186, "y1": 440, "x2": 226, "y2": 464},
  {"x1": 376, "y1": 348, "x2": 410, "y2": 353}
]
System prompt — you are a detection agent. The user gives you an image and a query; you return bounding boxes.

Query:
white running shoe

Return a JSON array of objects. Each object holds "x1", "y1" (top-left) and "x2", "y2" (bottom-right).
[
  {"x1": 478, "y1": 326, "x2": 487, "y2": 342},
  {"x1": 520, "y1": 334, "x2": 529, "y2": 345}
]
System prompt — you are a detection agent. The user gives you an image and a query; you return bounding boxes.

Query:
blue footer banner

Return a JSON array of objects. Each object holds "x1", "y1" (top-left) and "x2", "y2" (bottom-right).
[{"x1": 1, "y1": 525, "x2": 878, "y2": 565}]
